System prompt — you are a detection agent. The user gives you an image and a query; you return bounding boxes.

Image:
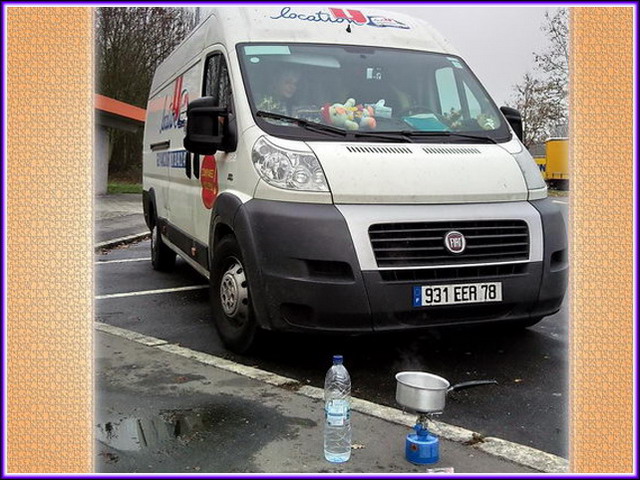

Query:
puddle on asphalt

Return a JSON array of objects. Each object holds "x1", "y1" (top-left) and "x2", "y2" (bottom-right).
[{"x1": 97, "y1": 406, "x2": 223, "y2": 451}]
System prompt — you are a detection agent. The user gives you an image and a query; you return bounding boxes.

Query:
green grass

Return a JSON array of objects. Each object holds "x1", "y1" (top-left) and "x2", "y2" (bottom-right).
[{"x1": 107, "y1": 182, "x2": 143, "y2": 194}]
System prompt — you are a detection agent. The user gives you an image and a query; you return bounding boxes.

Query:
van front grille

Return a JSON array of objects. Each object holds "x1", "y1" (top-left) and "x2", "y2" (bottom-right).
[
  {"x1": 369, "y1": 220, "x2": 529, "y2": 268},
  {"x1": 379, "y1": 263, "x2": 528, "y2": 283}
]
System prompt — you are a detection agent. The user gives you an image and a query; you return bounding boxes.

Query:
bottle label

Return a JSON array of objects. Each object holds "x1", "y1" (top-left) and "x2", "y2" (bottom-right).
[{"x1": 326, "y1": 399, "x2": 350, "y2": 426}]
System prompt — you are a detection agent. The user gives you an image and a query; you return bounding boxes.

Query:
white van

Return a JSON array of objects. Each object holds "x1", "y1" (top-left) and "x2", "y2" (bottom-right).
[{"x1": 142, "y1": 7, "x2": 568, "y2": 353}]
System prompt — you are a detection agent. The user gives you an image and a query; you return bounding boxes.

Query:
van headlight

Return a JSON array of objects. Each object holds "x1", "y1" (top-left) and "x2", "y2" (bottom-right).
[{"x1": 251, "y1": 137, "x2": 329, "y2": 192}]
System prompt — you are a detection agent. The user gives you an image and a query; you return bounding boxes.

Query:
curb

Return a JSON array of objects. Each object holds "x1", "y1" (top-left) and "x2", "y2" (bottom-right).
[
  {"x1": 95, "y1": 231, "x2": 150, "y2": 251},
  {"x1": 94, "y1": 322, "x2": 569, "y2": 473}
]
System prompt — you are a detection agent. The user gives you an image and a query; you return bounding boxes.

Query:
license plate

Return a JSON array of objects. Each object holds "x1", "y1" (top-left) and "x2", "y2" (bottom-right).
[{"x1": 413, "y1": 282, "x2": 502, "y2": 307}]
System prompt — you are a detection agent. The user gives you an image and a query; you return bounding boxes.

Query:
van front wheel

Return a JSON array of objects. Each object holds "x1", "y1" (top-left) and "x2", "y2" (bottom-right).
[{"x1": 211, "y1": 236, "x2": 259, "y2": 353}]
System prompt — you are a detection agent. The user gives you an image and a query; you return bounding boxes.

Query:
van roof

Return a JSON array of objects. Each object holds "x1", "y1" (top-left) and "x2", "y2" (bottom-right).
[{"x1": 151, "y1": 6, "x2": 457, "y2": 94}]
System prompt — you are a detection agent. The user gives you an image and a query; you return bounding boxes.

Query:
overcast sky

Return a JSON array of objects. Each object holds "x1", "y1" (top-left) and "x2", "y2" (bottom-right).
[{"x1": 385, "y1": 6, "x2": 560, "y2": 106}]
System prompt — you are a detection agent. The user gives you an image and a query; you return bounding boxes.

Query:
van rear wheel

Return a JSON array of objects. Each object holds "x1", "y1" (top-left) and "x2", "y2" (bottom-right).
[
  {"x1": 211, "y1": 236, "x2": 259, "y2": 353},
  {"x1": 151, "y1": 222, "x2": 176, "y2": 271}
]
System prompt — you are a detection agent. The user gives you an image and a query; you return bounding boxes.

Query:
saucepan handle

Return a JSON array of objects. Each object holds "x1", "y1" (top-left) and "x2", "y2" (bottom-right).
[{"x1": 447, "y1": 380, "x2": 498, "y2": 393}]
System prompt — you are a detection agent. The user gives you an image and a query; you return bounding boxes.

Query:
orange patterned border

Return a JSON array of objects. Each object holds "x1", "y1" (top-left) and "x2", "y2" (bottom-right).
[
  {"x1": 4, "y1": 6, "x2": 635, "y2": 473},
  {"x1": 6, "y1": 7, "x2": 94, "y2": 474},
  {"x1": 569, "y1": 7, "x2": 634, "y2": 473}
]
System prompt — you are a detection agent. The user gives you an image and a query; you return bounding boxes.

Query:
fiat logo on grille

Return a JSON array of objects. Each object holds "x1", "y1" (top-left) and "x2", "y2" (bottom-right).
[{"x1": 444, "y1": 231, "x2": 466, "y2": 254}]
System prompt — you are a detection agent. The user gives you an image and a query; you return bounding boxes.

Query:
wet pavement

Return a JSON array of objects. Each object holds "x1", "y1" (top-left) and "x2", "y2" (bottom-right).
[{"x1": 95, "y1": 330, "x2": 539, "y2": 473}]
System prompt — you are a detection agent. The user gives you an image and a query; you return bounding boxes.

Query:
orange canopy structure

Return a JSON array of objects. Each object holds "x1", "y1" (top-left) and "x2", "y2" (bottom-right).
[
  {"x1": 95, "y1": 94, "x2": 146, "y2": 132},
  {"x1": 95, "y1": 94, "x2": 147, "y2": 194}
]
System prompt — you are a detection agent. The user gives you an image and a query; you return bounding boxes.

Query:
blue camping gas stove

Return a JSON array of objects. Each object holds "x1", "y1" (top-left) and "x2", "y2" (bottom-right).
[
  {"x1": 396, "y1": 371, "x2": 498, "y2": 466},
  {"x1": 405, "y1": 412, "x2": 441, "y2": 465}
]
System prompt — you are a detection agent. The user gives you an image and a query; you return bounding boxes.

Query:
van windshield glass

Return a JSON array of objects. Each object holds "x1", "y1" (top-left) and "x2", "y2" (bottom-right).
[{"x1": 237, "y1": 43, "x2": 510, "y2": 142}]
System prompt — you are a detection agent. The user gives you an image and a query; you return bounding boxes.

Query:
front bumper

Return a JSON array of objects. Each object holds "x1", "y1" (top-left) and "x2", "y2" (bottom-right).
[{"x1": 232, "y1": 199, "x2": 567, "y2": 332}]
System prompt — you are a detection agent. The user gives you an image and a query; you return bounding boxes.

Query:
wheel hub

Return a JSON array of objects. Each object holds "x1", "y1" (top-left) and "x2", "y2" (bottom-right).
[{"x1": 220, "y1": 261, "x2": 248, "y2": 318}]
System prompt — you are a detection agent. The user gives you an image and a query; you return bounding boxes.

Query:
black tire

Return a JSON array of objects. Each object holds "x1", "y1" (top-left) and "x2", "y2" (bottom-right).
[
  {"x1": 151, "y1": 222, "x2": 176, "y2": 272},
  {"x1": 210, "y1": 235, "x2": 259, "y2": 353}
]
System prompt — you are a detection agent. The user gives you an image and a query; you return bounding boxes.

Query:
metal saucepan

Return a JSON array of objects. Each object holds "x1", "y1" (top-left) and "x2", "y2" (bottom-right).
[{"x1": 395, "y1": 371, "x2": 498, "y2": 413}]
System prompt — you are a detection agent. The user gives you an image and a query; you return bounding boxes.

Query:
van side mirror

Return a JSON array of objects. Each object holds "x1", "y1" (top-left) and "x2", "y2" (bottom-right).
[
  {"x1": 500, "y1": 106, "x2": 523, "y2": 142},
  {"x1": 184, "y1": 97, "x2": 228, "y2": 155}
]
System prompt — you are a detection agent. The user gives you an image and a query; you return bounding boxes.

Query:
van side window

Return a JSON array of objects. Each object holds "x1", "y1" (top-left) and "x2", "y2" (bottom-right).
[
  {"x1": 463, "y1": 83, "x2": 482, "y2": 118},
  {"x1": 435, "y1": 67, "x2": 461, "y2": 115},
  {"x1": 434, "y1": 67, "x2": 501, "y2": 130},
  {"x1": 204, "y1": 54, "x2": 232, "y2": 109}
]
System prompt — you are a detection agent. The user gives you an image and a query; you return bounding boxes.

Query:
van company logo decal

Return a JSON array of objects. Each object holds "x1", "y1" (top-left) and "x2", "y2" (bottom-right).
[
  {"x1": 270, "y1": 7, "x2": 410, "y2": 29},
  {"x1": 201, "y1": 155, "x2": 219, "y2": 209},
  {"x1": 160, "y1": 75, "x2": 189, "y2": 132}
]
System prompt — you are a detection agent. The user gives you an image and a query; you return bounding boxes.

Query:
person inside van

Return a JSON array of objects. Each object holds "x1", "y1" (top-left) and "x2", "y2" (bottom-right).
[{"x1": 257, "y1": 68, "x2": 301, "y2": 115}]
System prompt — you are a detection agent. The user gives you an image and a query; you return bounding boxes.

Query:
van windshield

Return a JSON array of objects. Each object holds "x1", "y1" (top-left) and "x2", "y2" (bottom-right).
[{"x1": 237, "y1": 43, "x2": 511, "y2": 143}]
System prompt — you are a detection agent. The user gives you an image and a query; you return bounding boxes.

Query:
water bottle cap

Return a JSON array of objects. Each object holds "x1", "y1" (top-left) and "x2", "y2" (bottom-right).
[{"x1": 333, "y1": 354, "x2": 343, "y2": 364}]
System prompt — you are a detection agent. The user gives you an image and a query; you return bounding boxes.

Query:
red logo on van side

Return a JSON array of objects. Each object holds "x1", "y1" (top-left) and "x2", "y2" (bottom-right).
[
  {"x1": 160, "y1": 75, "x2": 189, "y2": 132},
  {"x1": 201, "y1": 155, "x2": 218, "y2": 209}
]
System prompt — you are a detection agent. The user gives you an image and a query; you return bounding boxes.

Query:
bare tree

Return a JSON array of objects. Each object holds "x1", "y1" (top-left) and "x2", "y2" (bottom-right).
[
  {"x1": 535, "y1": 9, "x2": 569, "y2": 106},
  {"x1": 96, "y1": 7, "x2": 196, "y2": 105},
  {"x1": 95, "y1": 8, "x2": 196, "y2": 179},
  {"x1": 511, "y1": 73, "x2": 565, "y2": 148},
  {"x1": 509, "y1": 8, "x2": 569, "y2": 148}
]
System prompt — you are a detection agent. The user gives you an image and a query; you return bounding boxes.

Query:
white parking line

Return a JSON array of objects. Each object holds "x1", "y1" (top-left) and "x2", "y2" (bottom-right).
[
  {"x1": 94, "y1": 322, "x2": 569, "y2": 473},
  {"x1": 95, "y1": 257, "x2": 151, "y2": 265},
  {"x1": 96, "y1": 323, "x2": 169, "y2": 346},
  {"x1": 552, "y1": 199, "x2": 568, "y2": 205},
  {"x1": 95, "y1": 285, "x2": 207, "y2": 300}
]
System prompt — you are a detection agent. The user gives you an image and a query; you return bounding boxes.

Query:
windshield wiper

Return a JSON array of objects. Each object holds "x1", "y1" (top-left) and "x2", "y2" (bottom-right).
[
  {"x1": 256, "y1": 111, "x2": 411, "y2": 142},
  {"x1": 257, "y1": 110, "x2": 346, "y2": 137},
  {"x1": 400, "y1": 130, "x2": 497, "y2": 144},
  {"x1": 257, "y1": 112, "x2": 497, "y2": 144}
]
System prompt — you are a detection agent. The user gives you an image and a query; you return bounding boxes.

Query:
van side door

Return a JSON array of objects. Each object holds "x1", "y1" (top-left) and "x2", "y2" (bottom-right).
[
  {"x1": 165, "y1": 60, "x2": 202, "y2": 241},
  {"x1": 192, "y1": 51, "x2": 234, "y2": 247},
  {"x1": 143, "y1": 92, "x2": 171, "y2": 219}
]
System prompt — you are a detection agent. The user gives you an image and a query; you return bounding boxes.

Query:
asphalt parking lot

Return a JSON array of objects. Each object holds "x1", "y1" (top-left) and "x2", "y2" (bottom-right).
[{"x1": 95, "y1": 199, "x2": 569, "y2": 459}]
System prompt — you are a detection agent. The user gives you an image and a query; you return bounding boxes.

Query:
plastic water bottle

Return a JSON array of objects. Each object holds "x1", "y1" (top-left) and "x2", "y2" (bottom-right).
[{"x1": 324, "y1": 354, "x2": 352, "y2": 463}]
